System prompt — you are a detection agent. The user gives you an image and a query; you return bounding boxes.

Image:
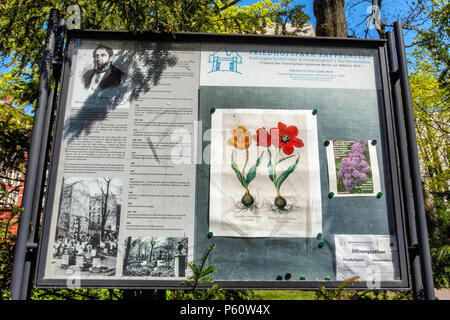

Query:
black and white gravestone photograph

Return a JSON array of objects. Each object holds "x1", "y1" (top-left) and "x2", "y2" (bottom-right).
[
  {"x1": 50, "y1": 177, "x2": 122, "y2": 277},
  {"x1": 122, "y1": 237, "x2": 188, "y2": 278}
]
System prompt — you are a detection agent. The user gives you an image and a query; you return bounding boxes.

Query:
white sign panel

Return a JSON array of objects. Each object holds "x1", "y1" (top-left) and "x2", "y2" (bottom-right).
[
  {"x1": 200, "y1": 44, "x2": 376, "y2": 89},
  {"x1": 335, "y1": 234, "x2": 400, "y2": 284},
  {"x1": 44, "y1": 40, "x2": 199, "y2": 280}
]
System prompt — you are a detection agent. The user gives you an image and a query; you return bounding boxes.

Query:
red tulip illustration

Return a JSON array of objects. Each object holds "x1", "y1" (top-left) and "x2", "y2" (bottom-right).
[
  {"x1": 270, "y1": 122, "x2": 304, "y2": 155},
  {"x1": 252, "y1": 127, "x2": 272, "y2": 147},
  {"x1": 261, "y1": 122, "x2": 305, "y2": 210}
]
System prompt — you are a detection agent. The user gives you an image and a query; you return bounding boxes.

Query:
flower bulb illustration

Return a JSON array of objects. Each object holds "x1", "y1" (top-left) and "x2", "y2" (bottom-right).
[
  {"x1": 255, "y1": 122, "x2": 304, "y2": 210},
  {"x1": 227, "y1": 126, "x2": 263, "y2": 207}
]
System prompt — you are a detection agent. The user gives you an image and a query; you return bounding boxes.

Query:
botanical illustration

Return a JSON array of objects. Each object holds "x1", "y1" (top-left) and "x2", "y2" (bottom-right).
[
  {"x1": 227, "y1": 126, "x2": 264, "y2": 209},
  {"x1": 226, "y1": 121, "x2": 305, "y2": 213},
  {"x1": 210, "y1": 108, "x2": 322, "y2": 238},
  {"x1": 253, "y1": 122, "x2": 304, "y2": 210}
]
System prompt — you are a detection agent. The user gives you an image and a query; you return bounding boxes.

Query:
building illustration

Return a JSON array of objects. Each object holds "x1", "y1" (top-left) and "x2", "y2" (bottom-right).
[{"x1": 208, "y1": 48, "x2": 242, "y2": 74}]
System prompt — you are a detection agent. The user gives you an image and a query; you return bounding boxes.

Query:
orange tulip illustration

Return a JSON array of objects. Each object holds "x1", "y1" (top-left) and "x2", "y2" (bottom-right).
[
  {"x1": 227, "y1": 126, "x2": 263, "y2": 208},
  {"x1": 227, "y1": 126, "x2": 252, "y2": 150}
]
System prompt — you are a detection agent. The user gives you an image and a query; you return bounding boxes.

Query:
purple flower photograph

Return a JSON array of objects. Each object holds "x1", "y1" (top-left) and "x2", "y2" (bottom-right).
[{"x1": 331, "y1": 140, "x2": 376, "y2": 195}]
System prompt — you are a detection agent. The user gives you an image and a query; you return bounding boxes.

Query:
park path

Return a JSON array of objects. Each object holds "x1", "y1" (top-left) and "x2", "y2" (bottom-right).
[{"x1": 435, "y1": 288, "x2": 450, "y2": 300}]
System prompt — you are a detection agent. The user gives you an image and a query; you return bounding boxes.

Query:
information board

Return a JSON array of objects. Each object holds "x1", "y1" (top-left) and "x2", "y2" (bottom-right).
[{"x1": 35, "y1": 31, "x2": 409, "y2": 289}]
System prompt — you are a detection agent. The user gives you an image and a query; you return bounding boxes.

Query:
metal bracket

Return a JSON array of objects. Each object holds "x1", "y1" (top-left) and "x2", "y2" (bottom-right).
[
  {"x1": 408, "y1": 244, "x2": 420, "y2": 257},
  {"x1": 52, "y1": 59, "x2": 63, "y2": 68},
  {"x1": 389, "y1": 69, "x2": 400, "y2": 82},
  {"x1": 26, "y1": 242, "x2": 38, "y2": 250}
]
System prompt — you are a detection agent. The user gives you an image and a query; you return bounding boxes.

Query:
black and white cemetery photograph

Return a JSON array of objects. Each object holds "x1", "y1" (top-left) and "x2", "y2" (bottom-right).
[
  {"x1": 122, "y1": 237, "x2": 188, "y2": 278},
  {"x1": 50, "y1": 177, "x2": 122, "y2": 277}
]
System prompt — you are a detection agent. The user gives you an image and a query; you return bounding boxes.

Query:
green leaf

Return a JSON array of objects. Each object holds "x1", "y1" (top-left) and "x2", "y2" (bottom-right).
[
  {"x1": 275, "y1": 154, "x2": 300, "y2": 190},
  {"x1": 267, "y1": 149, "x2": 276, "y2": 185},
  {"x1": 245, "y1": 151, "x2": 264, "y2": 185},
  {"x1": 231, "y1": 150, "x2": 247, "y2": 188},
  {"x1": 275, "y1": 154, "x2": 296, "y2": 166}
]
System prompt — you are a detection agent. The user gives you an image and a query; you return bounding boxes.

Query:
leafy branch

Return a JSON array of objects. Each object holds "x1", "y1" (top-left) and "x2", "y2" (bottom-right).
[
  {"x1": 174, "y1": 242, "x2": 220, "y2": 300},
  {"x1": 315, "y1": 276, "x2": 361, "y2": 300}
]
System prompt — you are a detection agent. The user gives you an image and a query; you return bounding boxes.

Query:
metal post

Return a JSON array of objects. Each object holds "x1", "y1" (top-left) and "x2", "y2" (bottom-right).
[
  {"x1": 385, "y1": 31, "x2": 423, "y2": 299},
  {"x1": 393, "y1": 21, "x2": 435, "y2": 300},
  {"x1": 10, "y1": 9, "x2": 60, "y2": 300},
  {"x1": 22, "y1": 18, "x2": 66, "y2": 300}
]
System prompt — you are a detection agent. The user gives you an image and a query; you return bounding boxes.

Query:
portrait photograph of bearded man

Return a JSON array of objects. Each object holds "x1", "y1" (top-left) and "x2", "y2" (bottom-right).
[{"x1": 83, "y1": 44, "x2": 126, "y2": 92}]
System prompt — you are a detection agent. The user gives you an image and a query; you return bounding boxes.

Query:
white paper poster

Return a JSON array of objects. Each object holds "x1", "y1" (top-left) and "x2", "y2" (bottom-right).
[
  {"x1": 335, "y1": 234, "x2": 400, "y2": 283},
  {"x1": 209, "y1": 108, "x2": 322, "y2": 237},
  {"x1": 44, "y1": 40, "x2": 199, "y2": 280}
]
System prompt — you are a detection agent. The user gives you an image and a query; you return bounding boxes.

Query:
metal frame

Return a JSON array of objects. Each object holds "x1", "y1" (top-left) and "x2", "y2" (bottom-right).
[
  {"x1": 10, "y1": 9, "x2": 65, "y2": 300},
  {"x1": 11, "y1": 13, "x2": 433, "y2": 298},
  {"x1": 391, "y1": 22, "x2": 434, "y2": 300},
  {"x1": 386, "y1": 31, "x2": 423, "y2": 300}
]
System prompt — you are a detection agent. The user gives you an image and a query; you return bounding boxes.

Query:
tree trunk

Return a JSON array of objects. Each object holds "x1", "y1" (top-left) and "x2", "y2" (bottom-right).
[
  {"x1": 123, "y1": 236, "x2": 131, "y2": 275},
  {"x1": 100, "y1": 178, "x2": 111, "y2": 241},
  {"x1": 313, "y1": 0, "x2": 348, "y2": 37}
]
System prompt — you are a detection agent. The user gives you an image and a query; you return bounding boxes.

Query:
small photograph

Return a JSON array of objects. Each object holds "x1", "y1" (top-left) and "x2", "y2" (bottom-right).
[
  {"x1": 71, "y1": 42, "x2": 131, "y2": 109},
  {"x1": 122, "y1": 237, "x2": 188, "y2": 278},
  {"x1": 326, "y1": 140, "x2": 381, "y2": 197},
  {"x1": 82, "y1": 44, "x2": 126, "y2": 92},
  {"x1": 49, "y1": 177, "x2": 122, "y2": 277}
]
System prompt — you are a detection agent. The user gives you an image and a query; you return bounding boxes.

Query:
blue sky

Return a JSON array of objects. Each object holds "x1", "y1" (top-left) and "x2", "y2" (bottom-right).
[
  {"x1": 1, "y1": 0, "x2": 424, "y2": 99},
  {"x1": 238, "y1": 0, "x2": 420, "y2": 46}
]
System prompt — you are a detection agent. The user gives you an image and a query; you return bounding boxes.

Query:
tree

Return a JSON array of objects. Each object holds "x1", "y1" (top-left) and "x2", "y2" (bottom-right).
[
  {"x1": 0, "y1": 0, "x2": 310, "y2": 300},
  {"x1": 408, "y1": 1, "x2": 449, "y2": 288},
  {"x1": 313, "y1": 0, "x2": 449, "y2": 289},
  {"x1": 97, "y1": 177, "x2": 117, "y2": 242},
  {"x1": 0, "y1": 100, "x2": 32, "y2": 208},
  {"x1": 345, "y1": 0, "x2": 429, "y2": 39},
  {"x1": 0, "y1": 1, "x2": 309, "y2": 111},
  {"x1": 409, "y1": 54, "x2": 449, "y2": 288},
  {"x1": 313, "y1": 0, "x2": 348, "y2": 37},
  {"x1": 0, "y1": 98, "x2": 32, "y2": 298},
  {"x1": 414, "y1": 0, "x2": 449, "y2": 91}
]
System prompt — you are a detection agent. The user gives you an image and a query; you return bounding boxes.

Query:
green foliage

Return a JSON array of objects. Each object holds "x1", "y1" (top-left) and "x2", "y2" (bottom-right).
[
  {"x1": 0, "y1": 103, "x2": 32, "y2": 174},
  {"x1": 410, "y1": 50, "x2": 450, "y2": 288},
  {"x1": 267, "y1": 149, "x2": 300, "y2": 192},
  {"x1": 409, "y1": 4, "x2": 449, "y2": 289},
  {"x1": 0, "y1": 0, "x2": 309, "y2": 300},
  {"x1": 168, "y1": 243, "x2": 254, "y2": 300},
  {"x1": 0, "y1": 101, "x2": 31, "y2": 299},
  {"x1": 245, "y1": 151, "x2": 264, "y2": 185},
  {"x1": 0, "y1": 210, "x2": 17, "y2": 299},
  {"x1": 0, "y1": 0, "x2": 309, "y2": 110},
  {"x1": 431, "y1": 245, "x2": 450, "y2": 288},
  {"x1": 416, "y1": 0, "x2": 449, "y2": 91},
  {"x1": 0, "y1": 0, "x2": 447, "y2": 300},
  {"x1": 350, "y1": 290, "x2": 414, "y2": 301},
  {"x1": 315, "y1": 276, "x2": 361, "y2": 300},
  {"x1": 29, "y1": 288, "x2": 123, "y2": 300},
  {"x1": 231, "y1": 150, "x2": 247, "y2": 188},
  {"x1": 275, "y1": 154, "x2": 299, "y2": 190},
  {"x1": 172, "y1": 242, "x2": 220, "y2": 300},
  {"x1": 315, "y1": 277, "x2": 414, "y2": 300}
]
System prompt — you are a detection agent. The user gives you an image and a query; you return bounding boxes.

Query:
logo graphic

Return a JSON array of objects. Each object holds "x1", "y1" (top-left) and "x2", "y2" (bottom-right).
[{"x1": 208, "y1": 48, "x2": 242, "y2": 74}]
